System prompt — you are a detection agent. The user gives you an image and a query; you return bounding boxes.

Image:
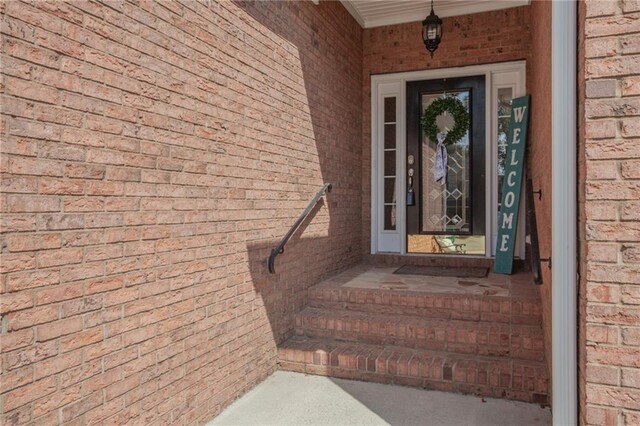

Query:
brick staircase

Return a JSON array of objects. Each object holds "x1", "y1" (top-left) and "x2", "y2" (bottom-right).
[{"x1": 277, "y1": 264, "x2": 549, "y2": 405}]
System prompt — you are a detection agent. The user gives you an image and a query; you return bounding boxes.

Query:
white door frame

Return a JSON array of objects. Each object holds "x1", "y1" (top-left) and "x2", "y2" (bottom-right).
[{"x1": 371, "y1": 60, "x2": 527, "y2": 257}]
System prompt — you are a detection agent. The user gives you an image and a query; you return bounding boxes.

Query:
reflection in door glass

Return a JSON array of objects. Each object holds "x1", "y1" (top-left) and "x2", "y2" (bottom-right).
[{"x1": 420, "y1": 91, "x2": 471, "y2": 234}]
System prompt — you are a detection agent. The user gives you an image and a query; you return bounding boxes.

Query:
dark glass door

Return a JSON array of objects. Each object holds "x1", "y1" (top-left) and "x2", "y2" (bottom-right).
[{"x1": 406, "y1": 76, "x2": 486, "y2": 254}]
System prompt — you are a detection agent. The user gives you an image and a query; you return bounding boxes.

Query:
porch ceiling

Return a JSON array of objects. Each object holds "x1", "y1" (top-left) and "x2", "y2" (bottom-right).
[{"x1": 340, "y1": 0, "x2": 530, "y2": 28}]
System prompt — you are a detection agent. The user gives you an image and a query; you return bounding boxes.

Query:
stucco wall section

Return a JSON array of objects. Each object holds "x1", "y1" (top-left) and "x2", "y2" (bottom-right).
[
  {"x1": 579, "y1": 1, "x2": 640, "y2": 424},
  {"x1": 0, "y1": 1, "x2": 363, "y2": 423}
]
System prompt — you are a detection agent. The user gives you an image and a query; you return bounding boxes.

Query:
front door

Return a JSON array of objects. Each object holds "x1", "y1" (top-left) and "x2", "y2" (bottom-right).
[{"x1": 406, "y1": 76, "x2": 486, "y2": 255}]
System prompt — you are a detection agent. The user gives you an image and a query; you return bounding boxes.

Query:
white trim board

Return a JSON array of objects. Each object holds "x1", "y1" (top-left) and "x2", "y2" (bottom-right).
[
  {"x1": 340, "y1": 0, "x2": 530, "y2": 29},
  {"x1": 370, "y1": 61, "x2": 526, "y2": 257}
]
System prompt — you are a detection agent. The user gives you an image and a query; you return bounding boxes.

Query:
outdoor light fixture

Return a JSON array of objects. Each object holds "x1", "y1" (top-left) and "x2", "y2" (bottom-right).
[{"x1": 422, "y1": 0, "x2": 442, "y2": 57}]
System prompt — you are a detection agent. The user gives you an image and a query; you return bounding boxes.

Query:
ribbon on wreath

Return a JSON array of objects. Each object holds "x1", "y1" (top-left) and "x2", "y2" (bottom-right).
[{"x1": 434, "y1": 132, "x2": 448, "y2": 185}]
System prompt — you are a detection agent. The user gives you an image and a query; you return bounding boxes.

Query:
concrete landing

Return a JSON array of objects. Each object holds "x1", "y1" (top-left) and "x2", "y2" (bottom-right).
[{"x1": 208, "y1": 371, "x2": 551, "y2": 426}]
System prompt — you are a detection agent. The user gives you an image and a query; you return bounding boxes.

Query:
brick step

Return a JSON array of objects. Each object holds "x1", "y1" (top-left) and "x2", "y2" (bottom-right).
[
  {"x1": 294, "y1": 307, "x2": 545, "y2": 361},
  {"x1": 308, "y1": 286, "x2": 542, "y2": 325},
  {"x1": 278, "y1": 335, "x2": 549, "y2": 405}
]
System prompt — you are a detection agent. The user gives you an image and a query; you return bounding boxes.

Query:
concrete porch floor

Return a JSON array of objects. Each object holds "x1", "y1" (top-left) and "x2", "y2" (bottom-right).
[{"x1": 209, "y1": 371, "x2": 551, "y2": 426}]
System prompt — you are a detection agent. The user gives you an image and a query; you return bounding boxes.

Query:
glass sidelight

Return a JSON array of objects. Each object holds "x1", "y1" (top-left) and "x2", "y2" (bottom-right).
[
  {"x1": 497, "y1": 87, "x2": 514, "y2": 210},
  {"x1": 383, "y1": 97, "x2": 397, "y2": 230},
  {"x1": 406, "y1": 76, "x2": 486, "y2": 255}
]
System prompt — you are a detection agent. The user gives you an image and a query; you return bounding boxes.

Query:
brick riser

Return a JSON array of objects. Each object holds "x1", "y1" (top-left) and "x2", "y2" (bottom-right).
[
  {"x1": 278, "y1": 336, "x2": 549, "y2": 405},
  {"x1": 278, "y1": 270, "x2": 549, "y2": 404},
  {"x1": 294, "y1": 307, "x2": 545, "y2": 361},
  {"x1": 308, "y1": 287, "x2": 543, "y2": 325}
]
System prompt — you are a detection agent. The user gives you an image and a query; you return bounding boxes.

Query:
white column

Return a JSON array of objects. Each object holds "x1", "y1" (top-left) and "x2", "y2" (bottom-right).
[{"x1": 551, "y1": 0, "x2": 578, "y2": 425}]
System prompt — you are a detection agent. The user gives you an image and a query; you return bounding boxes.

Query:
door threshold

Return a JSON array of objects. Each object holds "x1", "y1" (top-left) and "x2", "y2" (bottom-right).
[{"x1": 401, "y1": 253, "x2": 489, "y2": 260}]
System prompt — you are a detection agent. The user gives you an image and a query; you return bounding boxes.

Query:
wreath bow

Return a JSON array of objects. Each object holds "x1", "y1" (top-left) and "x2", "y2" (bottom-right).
[{"x1": 434, "y1": 132, "x2": 448, "y2": 185}]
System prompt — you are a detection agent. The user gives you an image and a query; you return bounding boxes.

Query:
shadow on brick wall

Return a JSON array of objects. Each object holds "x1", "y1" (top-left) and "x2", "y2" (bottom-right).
[
  {"x1": 245, "y1": 201, "x2": 330, "y2": 345},
  {"x1": 231, "y1": 0, "x2": 364, "y2": 345}
]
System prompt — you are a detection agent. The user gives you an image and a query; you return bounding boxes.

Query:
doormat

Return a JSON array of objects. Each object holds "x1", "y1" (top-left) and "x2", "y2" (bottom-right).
[{"x1": 393, "y1": 265, "x2": 489, "y2": 278}]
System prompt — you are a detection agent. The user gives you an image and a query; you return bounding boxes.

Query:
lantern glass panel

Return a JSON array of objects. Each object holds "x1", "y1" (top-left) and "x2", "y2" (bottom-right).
[{"x1": 427, "y1": 25, "x2": 437, "y2": 40}]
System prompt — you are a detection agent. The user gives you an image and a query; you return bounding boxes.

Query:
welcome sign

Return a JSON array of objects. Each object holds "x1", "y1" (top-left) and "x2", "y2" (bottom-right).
[{"x1": 494, "y1": 96, "x2": 530, "y2": 274}]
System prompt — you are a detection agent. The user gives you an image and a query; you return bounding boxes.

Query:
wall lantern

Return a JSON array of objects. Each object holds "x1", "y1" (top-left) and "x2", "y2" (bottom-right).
[{"x1": 422, "y1": 0, "x2": 442, "y2": 57}]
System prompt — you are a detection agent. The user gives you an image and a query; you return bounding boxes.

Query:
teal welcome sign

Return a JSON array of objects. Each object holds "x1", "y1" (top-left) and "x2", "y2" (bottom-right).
[{"x1": 494, "y1": 96, "x2": 530, "y2": 274}]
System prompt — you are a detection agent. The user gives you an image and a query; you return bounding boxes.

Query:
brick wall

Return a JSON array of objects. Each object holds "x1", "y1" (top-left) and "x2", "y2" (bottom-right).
[
  {"x1": 579, "y1": 1, "x2": 640, "y2": 425},
  {"x1": 528, "y1": 0, "x2": 552, "y2": 386},
  {"x1": 362, "y1": 6, "x2": 533, "y2": 255},
  {"x1": 0, "y1": 1, "x2": 362, "y2": 424}
]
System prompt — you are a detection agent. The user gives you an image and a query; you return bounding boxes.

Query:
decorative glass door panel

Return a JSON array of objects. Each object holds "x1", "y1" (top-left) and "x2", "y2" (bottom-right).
[
  {"x1": 420, "y1": 91, "x2": 471, "y2": 234},
  {"x1": 406, "y1": 76, "x2": 486, "y2": 255}
]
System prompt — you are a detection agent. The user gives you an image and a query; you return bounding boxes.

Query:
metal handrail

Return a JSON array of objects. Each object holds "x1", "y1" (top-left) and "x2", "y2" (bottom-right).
[
  {"x1": 267, "y1": 183, "x2": 332, "y2": 274},
  {"x1": 526, "y1": 178, "x2": 543, "y2": 284}
]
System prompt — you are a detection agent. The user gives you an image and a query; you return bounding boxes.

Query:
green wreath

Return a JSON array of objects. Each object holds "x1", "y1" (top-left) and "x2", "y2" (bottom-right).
[{"x1": 421, "y1": 96, "x2": 470, "y2": 146}]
